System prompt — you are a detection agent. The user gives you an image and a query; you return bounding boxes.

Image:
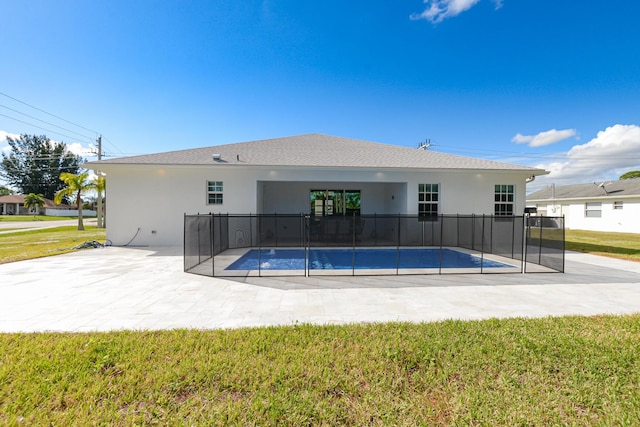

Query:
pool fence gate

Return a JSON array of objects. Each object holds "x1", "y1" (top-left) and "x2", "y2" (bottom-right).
[{"x1": 184, "y1": 214, "x2": 565, "y2": 277}]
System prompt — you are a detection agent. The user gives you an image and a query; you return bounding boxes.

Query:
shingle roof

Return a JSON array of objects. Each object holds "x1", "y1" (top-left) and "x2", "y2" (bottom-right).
[
  {"x1": 0, "y1": 194, "x2": 58, "y2": 208},
  {"x1": 88, "y1": 133, "x2": 545, "y2": 173},
  {"x1": 527, "y1": 179, "x2": 640, "y2": 200}
]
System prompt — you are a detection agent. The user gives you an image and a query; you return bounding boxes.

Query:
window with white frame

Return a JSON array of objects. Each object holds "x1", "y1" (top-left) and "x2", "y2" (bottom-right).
[
  {"x1": 418, "y1": 183, "x2": 439, "y2": 217},
  {"x1": 494, "y1": 185, "x2": 514, "y2": 216},
  {"x1": 613, "y1": 201, "x2": 623, "y2": 210},
  {"x1": 585, "y1": 202, "x2": 601, "y2": 217},
  {"x1": 207, "y1": 181, "x2": 223, "y2": 205}
]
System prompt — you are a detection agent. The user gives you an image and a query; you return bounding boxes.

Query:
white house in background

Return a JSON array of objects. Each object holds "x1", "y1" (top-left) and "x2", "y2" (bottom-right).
[
  {"x1": 527, "y1": 179, "x2": 640, "y2": 233},
  {"x1": 86, "y1": 134, "x2": 548, "y2": 246}
]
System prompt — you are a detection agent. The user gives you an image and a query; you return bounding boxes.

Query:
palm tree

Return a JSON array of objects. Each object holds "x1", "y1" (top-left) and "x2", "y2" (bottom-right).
[
  {"x1": 93, "y1": 175, "x2": 106, "y2": 228},
  {"x1": 24, "y1": 193, "x2": 45, "y2": 218},
  {"x1": 55, "y1": 172, "x2": 93, "y2": 231}
]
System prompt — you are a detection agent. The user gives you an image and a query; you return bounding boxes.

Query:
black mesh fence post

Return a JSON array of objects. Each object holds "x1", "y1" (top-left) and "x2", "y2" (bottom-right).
[
  {"x1": 562, "y1": 216, "x2": 566, "y2": 273},
  {"x1": 439, "y1": 215, "x2": 444, "y2": 274},
  {"x1": 351, "y1": 213, "x2": 356, "y2": 276},
  {"x1": 214, "y1": 212, "x2": 216, "y2": 277},
  {"x1": 480, "y1": 215, "x2": 485, "y2": 274},
  {"x1": 258, "y1": 216, "x2": 262, "y2": 277},
  {"x1": 538, "y1": 218, "x2": 543, "y2": 265},
  {"x1": 305, "y1": 215, "x2": 310, "y2": 277},
  {"x1": 510, "y1": 216, "x2": 515, "y2": 259},
  {"x1": 396, "y1": 215, "x2": 400, "y2": 275},
  {"x1": 490, "y1": 214, "x2": 494, "y2": 255},
  {"x1": 197, "y1": 215, "x2": 201, "y2": 265},
  {"x1": 471, "y1": 214, "x2": 475, "y2": 250},
  {"x1": 523, "y1": 215, "x2": 529, "y2": 273}
]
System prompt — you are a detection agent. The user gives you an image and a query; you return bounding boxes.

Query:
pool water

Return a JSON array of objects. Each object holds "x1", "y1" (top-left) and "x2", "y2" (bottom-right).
[{"x1": 225, "y1": 248, "x2": 511, "y2": 270}]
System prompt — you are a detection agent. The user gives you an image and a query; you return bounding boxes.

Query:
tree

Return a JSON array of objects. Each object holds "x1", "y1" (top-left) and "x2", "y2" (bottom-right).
[
  {"x1": 54, "y1": 172, "x2": 93, "y2": 231},
  {"x1": 0, "y1": 185, "x2": 13, "y2": 196},
  {"x1": 0, "y1": 134, "x2": 84, "y2": 200},
  {"x1": 619, "y1": 170, "x2": 640, "y2": 180},
  {"x1": 93, "y1": 175, "x2": 106, "y2": 228},
  {"x1": 24, "y1": 193, "x2": 45, "y2": 218}
]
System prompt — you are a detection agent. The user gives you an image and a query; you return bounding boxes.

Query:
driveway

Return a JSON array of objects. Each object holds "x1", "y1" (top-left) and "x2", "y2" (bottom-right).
[{"x1": 1, "y1": 246, "x2": 639, "y2": 332}]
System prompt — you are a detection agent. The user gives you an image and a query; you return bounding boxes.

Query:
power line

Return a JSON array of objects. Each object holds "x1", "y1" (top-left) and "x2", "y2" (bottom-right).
[
  {"x1": 0, "y1": 104, "x2": 95, "y2": 141},
  {"x1": 101, "y1": 135, "x2": 125, "y2": 156},
  {"x1": 0, "y1": 91, "x2": 125, "y2": 158},
  {"x1": 0, "y1": 112, "x2": 95, "y2": 144},
  {"x1": 0, "y1": 90, "x2": 99, "y2": 135}
]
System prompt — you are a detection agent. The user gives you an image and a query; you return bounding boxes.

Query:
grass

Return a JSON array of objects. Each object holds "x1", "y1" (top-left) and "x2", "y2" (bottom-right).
[
  {"x1": 0, "y1": 215, "x2": 80, "y2": 222},
  {"x1": 1, "y1": 225, "x2": 638, "y2": 424},
  {"x1": 0, "y1": 226, "x2": 107, "y2": 264},
  {"x1": 565, "y1": 229, "x2": 640, "y2": 262},
  {"x1": 1, "y1": 315, "x2": 639, "y2": 425}
]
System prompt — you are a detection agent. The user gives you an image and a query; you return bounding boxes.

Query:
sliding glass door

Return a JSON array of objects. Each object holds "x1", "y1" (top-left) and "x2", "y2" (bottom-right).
[{"x1": 310, "y1": 190, "x2": 361, "y2": 216}]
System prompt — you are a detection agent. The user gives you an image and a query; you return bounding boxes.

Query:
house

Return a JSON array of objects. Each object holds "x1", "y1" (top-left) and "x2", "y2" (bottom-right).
[
  {"x1": 0, "y1": 194, "x2": 57, "y2": 216},
  {"x1": 86, "y1": 134, "x2": 548, "y2": 246},
  {"x1": 527, "y1": 179, "x2": 640, "y2": 233}
]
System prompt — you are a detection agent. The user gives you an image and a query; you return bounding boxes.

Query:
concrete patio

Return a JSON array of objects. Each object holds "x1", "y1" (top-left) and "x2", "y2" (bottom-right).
[{"x1": 1, "y1": 246, "x2": 639, "y2": 332}]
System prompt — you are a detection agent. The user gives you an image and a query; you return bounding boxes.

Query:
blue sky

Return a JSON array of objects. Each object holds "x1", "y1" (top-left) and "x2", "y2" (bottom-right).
[{"x1": 1, "y1": 0, "x2": 640, "y2": 192}]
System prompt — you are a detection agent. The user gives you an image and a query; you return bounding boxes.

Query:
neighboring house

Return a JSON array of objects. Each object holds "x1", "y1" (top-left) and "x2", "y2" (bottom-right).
[
  {"x1": 527, "y1": 179, "x2": 640, "y2": 233},
  {"x1": 86, "y1": 133, "x2": 548, "y2": 246},
  {"x1": 0, "y1": 194, "x2": 92, "y2": 217},
  {"x1": 0, "y1": 194, "x2": 57, "y2": 215}
]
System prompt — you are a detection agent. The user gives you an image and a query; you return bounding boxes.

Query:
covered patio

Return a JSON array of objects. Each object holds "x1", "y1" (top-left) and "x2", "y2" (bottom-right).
[{"x1": 258, "y1": 181, "x2": 408, "y2": 215}]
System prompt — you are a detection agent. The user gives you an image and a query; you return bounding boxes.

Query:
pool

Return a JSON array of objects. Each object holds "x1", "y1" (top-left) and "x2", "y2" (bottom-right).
[{"x1": 225, "y1": 248, "x2": 512, "y2": 270}]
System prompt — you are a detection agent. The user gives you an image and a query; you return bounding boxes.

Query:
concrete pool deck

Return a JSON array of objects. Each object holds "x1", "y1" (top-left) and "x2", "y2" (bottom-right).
[{"x1": 1, "y1": 246, "x2": 639, "y2": 332}]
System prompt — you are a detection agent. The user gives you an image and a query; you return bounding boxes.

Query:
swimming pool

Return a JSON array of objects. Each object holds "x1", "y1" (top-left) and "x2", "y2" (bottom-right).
[{"x1": 225, "y1": 248, "x2": 512, "y2": 270}]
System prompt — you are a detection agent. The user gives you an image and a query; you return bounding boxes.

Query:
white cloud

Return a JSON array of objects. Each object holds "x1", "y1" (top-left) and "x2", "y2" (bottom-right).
[
  {"x1": 411, "y1": 0, "x2": 503, "y2": 23},
  {"x1": 66, "y1": 142, "x2": 95, "y2": 157},
  {"x1": 528, "y1": 124, "x2": 640, "y2": 191},
  {"x1": 512, "y1": 128, "x2": 578, "y2": 147},
  {"x1": 0, "y1": 130, "x2": 21, "y2": 143}
]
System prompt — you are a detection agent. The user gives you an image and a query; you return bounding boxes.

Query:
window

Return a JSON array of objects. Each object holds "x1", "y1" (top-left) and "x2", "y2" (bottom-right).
[
  {"x1": 585, "y1": 202, "x2": 601, "y2": 217},
  {"x1": 494, "y1": 185, "x2": 514, "y2": 216},
  {"x1": 418, "y1": 183, "x2": 439, "y2": 217},
  {"x1": 207, "y1": 181, "x2": 223, "y2": 205},
  {"x1": 613, "y1": 201, "x2": 624, "y2": 210}
]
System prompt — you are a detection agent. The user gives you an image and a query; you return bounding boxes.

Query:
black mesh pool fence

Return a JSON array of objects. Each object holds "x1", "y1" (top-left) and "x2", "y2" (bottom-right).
[{"x1": 184, "y1": 214, "x2": 565, "y2": 277}]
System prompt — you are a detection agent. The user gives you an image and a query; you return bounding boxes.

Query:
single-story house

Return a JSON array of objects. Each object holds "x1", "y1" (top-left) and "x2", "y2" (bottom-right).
[
  {"x1": 0, "y1": 194, "x2": 57, "y2": 215},
  {"x1": 0, "y1": 194, "x2": 94, "y2": 217},
  {"x1": 86, "y1": 134, "x2": 548, "y2": 246},
  {"x1": 527, "y1": 179, "x2": 640, "y2": 233}
]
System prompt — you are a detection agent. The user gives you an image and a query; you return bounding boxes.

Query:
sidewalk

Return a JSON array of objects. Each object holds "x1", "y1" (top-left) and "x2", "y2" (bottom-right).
[{"x1": 0, "y1": 246, "x2": 639, "y2": 332}]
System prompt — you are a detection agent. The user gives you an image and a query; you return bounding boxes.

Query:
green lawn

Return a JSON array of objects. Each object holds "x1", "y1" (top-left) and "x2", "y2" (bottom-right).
[
  {"x1": 1, "y1": 315, "x2": 639, "y2": 425},
  {"x1": 565, "y1": 229, "x2": 640, "y2": 262},
  {"x1": 0, "y1": 226, "x2": 107, "y2": 264},
  {"x1": 1, "y1": 225, "x2": 639, "y2": 424}
]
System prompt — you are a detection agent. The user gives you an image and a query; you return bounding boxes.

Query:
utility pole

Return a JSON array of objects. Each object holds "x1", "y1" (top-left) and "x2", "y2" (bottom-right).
[{"x1": 96, "y1": 135, "x2": 104, "y2": 228}]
